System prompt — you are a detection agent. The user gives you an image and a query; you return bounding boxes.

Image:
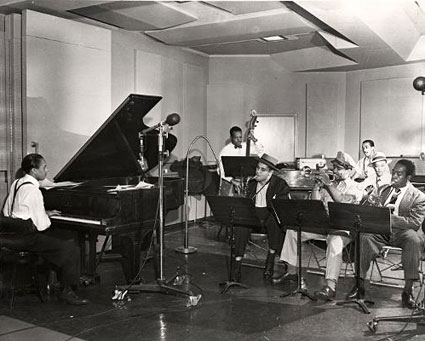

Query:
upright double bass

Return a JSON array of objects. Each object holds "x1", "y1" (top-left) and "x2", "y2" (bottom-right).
[{"x1": 245, "y1": 109, "x2": 258, "y2": 157}]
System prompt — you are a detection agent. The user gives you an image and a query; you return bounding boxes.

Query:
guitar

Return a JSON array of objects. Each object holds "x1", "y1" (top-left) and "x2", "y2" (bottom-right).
[{"x1": 246, "y1": 109, "x2": 258, "y2": 157}]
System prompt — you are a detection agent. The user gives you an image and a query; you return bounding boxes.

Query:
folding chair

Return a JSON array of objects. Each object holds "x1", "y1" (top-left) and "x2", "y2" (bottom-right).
[{"x1": 306, "y1": 237, "x2": 355, "y2": 277}]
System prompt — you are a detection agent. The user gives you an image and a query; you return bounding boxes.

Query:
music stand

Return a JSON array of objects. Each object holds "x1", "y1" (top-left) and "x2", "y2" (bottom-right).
[
  {"x1": 221, "y1": 156, "x2": 257, "y2": 194},
  {"x1": 272, "y1": 199, "x2": 329, "y2": 300},
  {"x1": 206, "y1": 195, "x2": 262, "y2": 293},
  {"x1": 328, "y1": 202, "x2": 391, "y2": 314}
]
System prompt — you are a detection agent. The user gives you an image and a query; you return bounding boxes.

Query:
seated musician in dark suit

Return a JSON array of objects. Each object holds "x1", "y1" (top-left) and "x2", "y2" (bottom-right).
[
  {"x1": 232, "y1": 154, "x2": 290, "y2": 282},
  {"x1": 2, "y1": 153, "x2": 88, "y2": 305},
  {"x1": 346, "y1": 159, "x2": 425, "y2": 309}
]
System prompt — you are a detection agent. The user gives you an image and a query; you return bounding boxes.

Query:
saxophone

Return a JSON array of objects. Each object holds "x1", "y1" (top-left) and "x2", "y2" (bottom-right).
[{"x1": 360, "y1": 185, "x2": 382, "y2": 206}]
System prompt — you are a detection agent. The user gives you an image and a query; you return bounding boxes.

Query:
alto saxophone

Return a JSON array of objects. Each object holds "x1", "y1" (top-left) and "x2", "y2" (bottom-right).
[{"x1": 360, "y1": 185, "x2": 382, "y2": 206}]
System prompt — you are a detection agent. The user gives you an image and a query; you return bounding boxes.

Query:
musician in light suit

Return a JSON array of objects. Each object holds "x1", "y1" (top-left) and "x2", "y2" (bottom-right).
[
  {"x1": 346, "y1": 159, "x2": 425, "y2": 309},
  {"x1": 232, "y1": 154, "x2": 290, "y2": 282}
]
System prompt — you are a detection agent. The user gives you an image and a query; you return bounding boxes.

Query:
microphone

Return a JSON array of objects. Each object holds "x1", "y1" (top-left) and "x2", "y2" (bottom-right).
[{"x1": 142, "y1": 113, "x2": 181, "y2": 134}]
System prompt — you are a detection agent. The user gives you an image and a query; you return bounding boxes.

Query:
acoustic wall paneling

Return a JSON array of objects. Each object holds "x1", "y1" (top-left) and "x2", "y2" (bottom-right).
[
  {"x1": 24, "y1": 10, "x2": 111, "y2": 178},
  {"x1": 206, "y1": 83, "x2": 246, "y2": 162},
  {"x1": 360, "y1": 77, "x2": 423, "y2": 157},
  {"x1": 0, "y1": 14, "x2": 23, "y2": 205},
  {"x1": 306, "y1": 82, "x2": 340, "y2": 158},
  {"x1": 253, "y1": 114, "x2": 296, "y2": 163}
]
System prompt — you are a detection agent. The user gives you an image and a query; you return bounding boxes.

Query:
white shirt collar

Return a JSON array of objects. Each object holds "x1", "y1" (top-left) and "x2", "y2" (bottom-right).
[{"x1": 20, "y1": 174, "x2": 40, "y2": 188}]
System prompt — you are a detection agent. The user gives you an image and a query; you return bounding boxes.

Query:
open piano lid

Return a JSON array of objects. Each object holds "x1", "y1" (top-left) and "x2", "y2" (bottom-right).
[{"x1": 54, "y1": 94, "x2": 177, "y2": 182}]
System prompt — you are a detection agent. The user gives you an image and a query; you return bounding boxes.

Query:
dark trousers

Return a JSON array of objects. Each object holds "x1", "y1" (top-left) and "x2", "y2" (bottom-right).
[
  {"x1": 234, "y1": 207, "x2": 284, "y2": 258},
  {"x1": 2, "y1": 230, "x2": 80, "y2": 287},
  {"x1": 358, "y1": 229, "x2": 424, "y2": 280}
]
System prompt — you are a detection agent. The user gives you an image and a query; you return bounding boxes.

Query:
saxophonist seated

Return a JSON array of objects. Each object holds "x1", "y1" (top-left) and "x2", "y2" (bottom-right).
[
  {"x1": 346, "y1": 159, "x2": 425, "y2": 309},
  {"x1": 232, "y1": 154, "x2": 290, "y2": 283},
  {"x1": 358, "y1": 152, "x2": 391, "y2": 201},
  {"x1": 274, "y1": 151, "x2": 363, "y2": 301}
]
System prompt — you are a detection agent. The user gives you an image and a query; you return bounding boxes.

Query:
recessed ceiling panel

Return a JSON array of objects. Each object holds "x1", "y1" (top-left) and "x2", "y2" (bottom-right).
[
  {"x1": 146, "y1": 10, "x2": 317, "y2": 46},
  {"x1": 71, "y1": 1, "x2": 197, "y2": 31},
  {"x1": 191, "y1": 32, "x2": 320, "y2": 55},
  {"x1": 271, "y1": 46, "x2": 357, "y2": 71},
  {"x1": 205, "y1": 1, "x2": 286, "y2": 15}
]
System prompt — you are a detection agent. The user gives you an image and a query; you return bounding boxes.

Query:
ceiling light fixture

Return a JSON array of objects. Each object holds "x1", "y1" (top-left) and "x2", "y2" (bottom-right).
[{"x1": 261, "y1": 35, "x2": 286, "y2": 42}]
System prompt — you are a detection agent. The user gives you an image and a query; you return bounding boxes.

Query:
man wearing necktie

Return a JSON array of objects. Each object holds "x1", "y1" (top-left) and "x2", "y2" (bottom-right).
[
  {"x1": 346, "y1": 159, "x2": 425, "y2": 309},
  {"x1": 218, "y1": 126, "x2": 264, "y2": 195}
]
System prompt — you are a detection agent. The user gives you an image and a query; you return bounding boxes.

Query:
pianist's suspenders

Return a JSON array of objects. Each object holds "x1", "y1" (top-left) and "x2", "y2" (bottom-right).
[{"x1": 9, "y1": 180, "x2": 33, "y2": 216}]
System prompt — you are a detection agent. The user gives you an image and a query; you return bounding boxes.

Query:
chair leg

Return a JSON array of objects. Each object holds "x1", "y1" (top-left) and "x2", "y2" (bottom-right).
[
  {"x1": 32, "y1": 265, "x2": 45, "y2": 303},
  {"x1": 9, "y1": 264, "x2": 17, "y2": 309}
]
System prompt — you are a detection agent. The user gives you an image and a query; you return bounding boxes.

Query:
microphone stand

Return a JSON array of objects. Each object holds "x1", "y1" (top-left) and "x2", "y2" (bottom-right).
[
  {"x1": 117, "y1": 124, "x2": 201, "y2": 307},
  {"x1": 176, "y1": 135, "x2": 221, "y2": 254}
]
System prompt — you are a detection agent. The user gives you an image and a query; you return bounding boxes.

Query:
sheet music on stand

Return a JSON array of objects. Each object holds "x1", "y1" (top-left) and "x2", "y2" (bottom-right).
[
  {"x1": 206, "y1": 195, "x2": 262, "y2": 293},
  {"x1": 272, "y1": 199, "x2": 329, "y2": 300},
  {"x1": 221, "y1": 156, "x2": 258, "y2": 178},
  {"x1": 328, "y1": 202, "x2": 391, "y2": 314}
]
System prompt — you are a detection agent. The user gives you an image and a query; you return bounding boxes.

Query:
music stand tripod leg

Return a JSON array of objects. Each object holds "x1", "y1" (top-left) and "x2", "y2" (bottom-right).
[
  {"x1": 280, "y1": 219, "x2": 315, "y2": 301},
  {"x1": 219, "y1": 224, "x2": 249, "y2": 293},
  {"x1": 336, "y1": 230, "x2": 374, "y2": 314}
]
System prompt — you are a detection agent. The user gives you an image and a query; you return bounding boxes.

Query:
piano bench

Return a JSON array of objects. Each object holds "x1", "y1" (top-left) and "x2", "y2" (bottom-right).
[{"x1": 0, "y1": 247, "x2": 46, "y2": 308}]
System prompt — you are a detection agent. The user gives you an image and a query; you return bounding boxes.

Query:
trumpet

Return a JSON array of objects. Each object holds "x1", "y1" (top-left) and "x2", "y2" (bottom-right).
[{"x1": 300, "y1": 166, "x2": 336, "y2": 182}]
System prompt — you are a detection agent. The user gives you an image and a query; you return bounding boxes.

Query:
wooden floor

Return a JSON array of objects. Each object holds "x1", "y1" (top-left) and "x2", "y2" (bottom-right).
[{"x1": 0, "y1": 220, "x2": 424, "y2": 341}]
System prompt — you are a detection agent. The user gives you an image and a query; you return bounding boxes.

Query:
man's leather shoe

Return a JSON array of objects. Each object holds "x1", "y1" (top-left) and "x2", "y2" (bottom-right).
[
  {"x1": 59, "y1": 290, "x2": 89, "y2": 305},
  {"x1": 401, "y1": 291, "x2": 416, "y2": 309},
  {"x1": 300, "y1": 277, "x2": 308, "y2": 291},
  {"x1": 314, "y1": 285, "x2": 336, "y2": 301},
  {"x1": 272, "y1": 272, "x2": 297, "y2": 284},
  {"x1": 345, "y1": 285, "x2": 365, "y2": 300}
]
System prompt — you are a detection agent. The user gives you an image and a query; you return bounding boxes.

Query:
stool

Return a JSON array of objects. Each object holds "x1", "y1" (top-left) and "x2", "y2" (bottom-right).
[{"x1": 0, "y1": 247, "x2": 45, "y2": 308}]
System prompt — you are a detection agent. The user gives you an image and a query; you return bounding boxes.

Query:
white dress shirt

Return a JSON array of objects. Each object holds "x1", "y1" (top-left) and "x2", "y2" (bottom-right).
[
  {"x1": 3, "y1": 174, "x2": 51, "y2": 231},
  {"x1": 254, "y1": 174, "x2": 272, "y2": 208},
  {"x1": 384, "y1": 185, "x2": 408, "y2": 216},
  {"x1": 218, "y1": 141, "x2": 264, "y2": 182}
]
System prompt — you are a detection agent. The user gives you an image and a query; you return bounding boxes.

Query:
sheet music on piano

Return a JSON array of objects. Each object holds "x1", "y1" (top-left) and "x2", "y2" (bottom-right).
[{"x1": 106, "y1": 181, "x2": 154, "y2": 193}]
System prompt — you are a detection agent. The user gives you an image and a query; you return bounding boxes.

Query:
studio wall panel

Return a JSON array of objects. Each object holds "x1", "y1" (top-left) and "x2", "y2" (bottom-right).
[
  {"x1": 24, "y1": 10, "x2": 111, "y2": 178},
  {"x1": 360, "y1": 77, "x2": 422, "y2": 157},
  {"x1": 306, "y1": 83, "x2": 340, "y2": 158}
]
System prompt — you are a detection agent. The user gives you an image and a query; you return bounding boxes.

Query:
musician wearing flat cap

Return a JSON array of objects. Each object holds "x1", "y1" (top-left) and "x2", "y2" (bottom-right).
[
  {"x1": 275, "y1": 151, "x2": 363, "y2": 301},
  {"x1": 232, "y1": 153, "x2": 290, "y2": 283},
  {"x1": 346, "y1": 159, "x2": 425, "y2": 309}
]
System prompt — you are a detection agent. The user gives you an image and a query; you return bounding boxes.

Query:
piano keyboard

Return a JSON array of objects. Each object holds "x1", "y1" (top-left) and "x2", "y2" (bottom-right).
[{"x1": 51, "y1": 215, "x2": 102, "y2": 225}]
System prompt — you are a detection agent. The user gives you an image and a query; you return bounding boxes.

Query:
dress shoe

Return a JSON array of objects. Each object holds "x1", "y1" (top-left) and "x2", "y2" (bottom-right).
[
  {"x1": 272, "y1": 272, "x2": 298, "y2": 284},
  {"x1": 401, "y1": 291, "x2": 416, "y2": 309},
  {"x1": 314, "y1": 285, "x2": 336, "y2": 301},
  {"x1": 300, "y1": 277, "x2": 308, "y2": 291},
  {"x1": 59, "y1": 290, "x2": 89, "y2": 305},
  {"x1": 345, "y1": 285, "x2": 365, "y2": 300}
]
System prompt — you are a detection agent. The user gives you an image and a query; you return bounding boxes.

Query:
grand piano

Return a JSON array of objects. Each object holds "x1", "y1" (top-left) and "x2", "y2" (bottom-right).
[{"x1": 43, "y1": 94, "x2": 184, "y2": 284}]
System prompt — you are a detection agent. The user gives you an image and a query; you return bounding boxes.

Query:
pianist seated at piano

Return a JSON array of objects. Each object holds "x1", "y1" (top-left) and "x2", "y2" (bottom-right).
[{"x1": 2, "y1": 153, "x2": 89, "y2": 305}]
